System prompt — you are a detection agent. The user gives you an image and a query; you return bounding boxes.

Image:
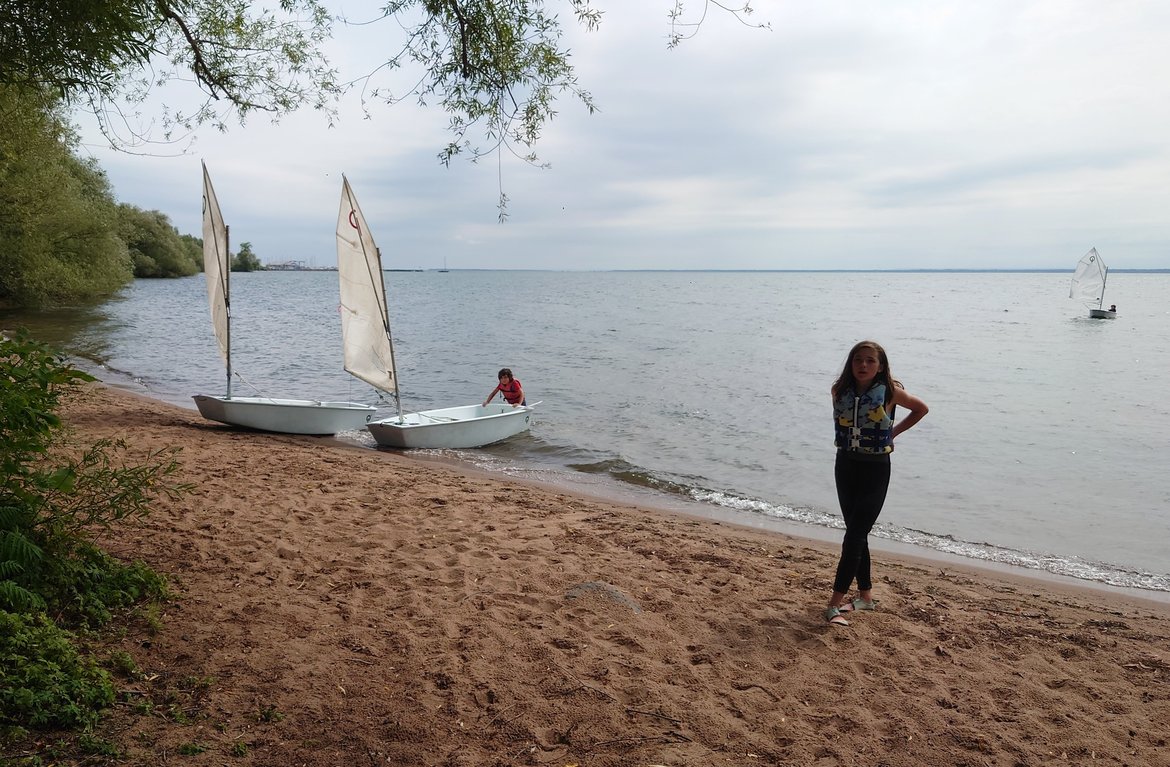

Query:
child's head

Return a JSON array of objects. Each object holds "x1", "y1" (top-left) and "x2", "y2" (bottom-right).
[
  {"x1": 834, "y1": 340, "x2": 898, "y2": 399},
  {"x1": 497, "y1": 368, "x2": 514, "y2": 382}
]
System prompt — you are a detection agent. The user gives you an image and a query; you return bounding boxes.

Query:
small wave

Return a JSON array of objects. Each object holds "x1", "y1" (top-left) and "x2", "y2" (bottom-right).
[
  {"x1": 65, "y1": 356, "x2": 149, "y2": 391},
  {"x1": 689, "y1": 489, "x2": 841, "y2": 529},
  {"x1": 567, "y1": 458, "x2": 709, "y2": 497},
  {"x1": 883, "y1": 527, "x2": 1170, "y2": 592}
]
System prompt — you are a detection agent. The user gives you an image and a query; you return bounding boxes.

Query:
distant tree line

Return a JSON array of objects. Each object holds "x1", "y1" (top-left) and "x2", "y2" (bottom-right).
[{"x1": 0, "y1": 86, "x2": 271, "y2": 308}]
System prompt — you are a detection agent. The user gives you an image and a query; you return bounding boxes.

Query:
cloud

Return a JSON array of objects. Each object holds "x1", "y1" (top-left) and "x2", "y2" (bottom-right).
[{"x1": 77, "y1": 0, "x2": 1170, "y2": 269}]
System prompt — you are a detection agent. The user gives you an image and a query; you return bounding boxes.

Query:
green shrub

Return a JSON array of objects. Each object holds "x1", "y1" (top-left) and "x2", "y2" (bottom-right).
[
  {"x1": 33, "y1": 544, "x2": 169, "y2": 627},
  {"x1": 1, "y1": 331, "x2": 183, "y2": 622},
  {"x1": 0, "y1": 610, "x2": 115, "y2": 729},
  {"x1": 0, "y1": 331, "x2": 188, "y2": 740},
  {"x1": 2, "y1": 330, "x2": 93, "y2": 617}
]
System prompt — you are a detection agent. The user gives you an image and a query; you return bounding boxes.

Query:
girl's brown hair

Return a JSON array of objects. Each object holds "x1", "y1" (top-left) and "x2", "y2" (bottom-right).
[{"x1": 832, "y1": 340, "x2": 902, "y2": 404}]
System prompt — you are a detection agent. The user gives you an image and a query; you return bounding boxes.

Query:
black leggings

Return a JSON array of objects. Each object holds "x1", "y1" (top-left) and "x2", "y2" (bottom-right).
[{"x1": 832, "y1": 452, "x2": 891, "y2": 594}]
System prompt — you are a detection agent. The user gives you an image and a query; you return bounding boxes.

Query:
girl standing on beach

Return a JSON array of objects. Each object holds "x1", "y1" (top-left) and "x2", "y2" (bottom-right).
[{"x1": 825, "y1": 341, "x2": 928, "y2": 627}]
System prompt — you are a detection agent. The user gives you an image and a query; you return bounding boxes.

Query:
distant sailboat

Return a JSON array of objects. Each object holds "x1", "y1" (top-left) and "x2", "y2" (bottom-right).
[
  {"x1": 192, "y1": 163, "x2": 377, "y2": 434},
  {"x1": 1069, "y1": 247, "x2": 1116, "y2": 319}
]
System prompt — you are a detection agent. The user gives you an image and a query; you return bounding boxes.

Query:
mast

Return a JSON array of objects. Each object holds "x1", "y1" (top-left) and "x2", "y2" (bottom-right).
[
  {"x1": 224, "y1": 223, "x2": 232, "y2": 399},
  {"x1": 373, "y1": 247, "x2": 404, "y2": 423}
]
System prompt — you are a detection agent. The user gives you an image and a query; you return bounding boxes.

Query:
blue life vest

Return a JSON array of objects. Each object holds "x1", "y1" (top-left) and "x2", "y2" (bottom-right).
[{"x1": 834, "y1": 384, "x2": 894, "y2": 454}]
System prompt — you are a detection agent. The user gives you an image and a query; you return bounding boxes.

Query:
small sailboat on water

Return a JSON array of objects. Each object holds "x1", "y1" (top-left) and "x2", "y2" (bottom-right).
[
  {"x1": 335, "y1": 176, "x2": 535, "y2": 449},
  {"x1": 192, "y1": 163, "x2": 377, "y2": 434},
  {"x1": 1069, "y1": 247, "x2": 1116, "y2": 319}
]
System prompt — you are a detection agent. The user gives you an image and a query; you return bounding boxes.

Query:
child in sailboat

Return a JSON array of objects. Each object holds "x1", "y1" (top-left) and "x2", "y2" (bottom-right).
[
  {"x1": 824, "y1": 340, "x2": 929, "y2": 627},
  {"x1": 484, "y1": 368, "x2": 526, "y2": 407}
]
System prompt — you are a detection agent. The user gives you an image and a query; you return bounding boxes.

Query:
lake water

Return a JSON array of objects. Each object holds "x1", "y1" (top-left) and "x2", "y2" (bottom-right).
[{"x1": 4, "y1": 270, "x2": 1168, "y2": 596}]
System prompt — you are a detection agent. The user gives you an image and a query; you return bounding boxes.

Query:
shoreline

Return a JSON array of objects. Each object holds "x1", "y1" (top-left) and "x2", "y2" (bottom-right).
[
  {"x1": 392, "y1": 441, "x2": 1170, "y2": 611},
  {"x1": 101, "y1": 371, "x2": 1170, "y2": 609}
]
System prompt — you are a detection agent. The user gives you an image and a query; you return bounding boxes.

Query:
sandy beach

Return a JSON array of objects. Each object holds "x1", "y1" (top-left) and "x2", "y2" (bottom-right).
[{"x1": 53, "y1": 383, "x2": 1169, "y2": 766}]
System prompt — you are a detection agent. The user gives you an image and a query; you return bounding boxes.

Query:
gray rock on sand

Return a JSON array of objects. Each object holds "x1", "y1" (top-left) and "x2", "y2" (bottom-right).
[{"x1": 564, "y1": 580, "x2": 642, "y2": 613}]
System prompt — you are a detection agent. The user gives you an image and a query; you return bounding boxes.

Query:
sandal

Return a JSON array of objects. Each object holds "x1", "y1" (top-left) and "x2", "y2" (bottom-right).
[
  {"x1": 840, "y1": 598, "x2": 876, "y2": 613},
  {"x1": 825, "y1": 606, "x2": 850, "y2": 626},
  {"x1": 851, "y1": 597, "x2": 876, "y2": 611}
]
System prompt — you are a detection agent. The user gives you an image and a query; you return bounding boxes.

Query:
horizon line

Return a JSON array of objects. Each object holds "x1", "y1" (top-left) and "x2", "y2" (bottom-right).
[{"x1": 260, "y1": 266, "x2": 1170, "y2": 274}]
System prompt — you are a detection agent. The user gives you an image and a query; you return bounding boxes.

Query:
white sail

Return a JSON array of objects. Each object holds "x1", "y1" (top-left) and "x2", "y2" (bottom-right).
[
  {"x1": 201, "y1": 162, "x2": 230, "y2": 363},
  {"x1": 193, "y1": 167, "x2": 378, "y2": 434},
  {"x1": 1069, "y1": 247, "x2": 1107, "y2": 307},
  {"x1": 336, "y1": 177, "x2": 398, "y2": 396}
]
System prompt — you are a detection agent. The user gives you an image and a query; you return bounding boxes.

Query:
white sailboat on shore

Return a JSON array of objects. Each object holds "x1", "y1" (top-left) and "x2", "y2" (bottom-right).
[
  {"x1": 192, "y1": 163, "x2": 377, "y2": 434},
  {"x1": 1069, "y1": 247, "x2": 1116, "y2": 319},
  {"x1": 335, "y1": 176, "x2": 534, "y2": 449}
]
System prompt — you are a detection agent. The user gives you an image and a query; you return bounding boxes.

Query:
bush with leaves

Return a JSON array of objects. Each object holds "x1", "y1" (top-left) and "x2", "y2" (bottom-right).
[
  {"x1": 1, "y1": 331, "x2": 90, "y2": 614},
  {"x1": 231, "y1": 241, "x2": 264, "y2": 272},
  {"x1": 0, "y1": 610, "x2": 115, "y2": 735},
  {"x1": 119, "y1": 203, "x2": 202, "y2": 278},
  {"x1": 0, "y1": 330, "x2": 187, "y2": 736},
  {"x1": 0, "y1": 87, "x2": 132, "y2": 309}
]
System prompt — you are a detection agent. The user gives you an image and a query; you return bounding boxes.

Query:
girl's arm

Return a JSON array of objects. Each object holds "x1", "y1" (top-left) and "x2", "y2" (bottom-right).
[
  {"x1": 891, "y1": 388, "x2": 928, "y2": 439},
  {"x1": 483, "y1": 385, "x2": 499, "y2": 406}
]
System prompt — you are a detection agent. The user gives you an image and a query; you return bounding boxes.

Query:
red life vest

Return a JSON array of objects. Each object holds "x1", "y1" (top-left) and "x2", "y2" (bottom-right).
[{"x1": 497, "y1": 379, "x2": 523, "y2": 405}]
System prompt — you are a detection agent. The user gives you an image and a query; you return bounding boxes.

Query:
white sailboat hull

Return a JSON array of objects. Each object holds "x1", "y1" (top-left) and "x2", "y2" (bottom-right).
[
  {"x1": 193, "y1": 395, "x2": 376, "y2": 435},
  {"x1": 1088, "y1": 308, "x2": 1117, "y2": 319},
  {"x1": 367, "y1": 403, "x2": 533, "y2": 449}
]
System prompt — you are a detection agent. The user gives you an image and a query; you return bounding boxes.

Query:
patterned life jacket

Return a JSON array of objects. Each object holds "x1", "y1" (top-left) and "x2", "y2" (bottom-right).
[
  {"x1": 833, "y1": 383, "x2": 894, "y2": 454},
  {"x1": 497, "y1": 379, "x2": 524, "y2": 405}
]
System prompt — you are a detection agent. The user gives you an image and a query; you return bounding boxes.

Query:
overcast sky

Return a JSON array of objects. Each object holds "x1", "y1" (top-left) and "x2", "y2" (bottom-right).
[{"x1": 77, "y1": 1, "x2": 1170, "y2": 270}]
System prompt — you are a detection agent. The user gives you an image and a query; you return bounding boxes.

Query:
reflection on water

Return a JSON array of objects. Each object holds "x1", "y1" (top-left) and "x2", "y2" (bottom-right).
[{"x1": 1, "y1": 300, "x2": 120, "y2": 363}]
